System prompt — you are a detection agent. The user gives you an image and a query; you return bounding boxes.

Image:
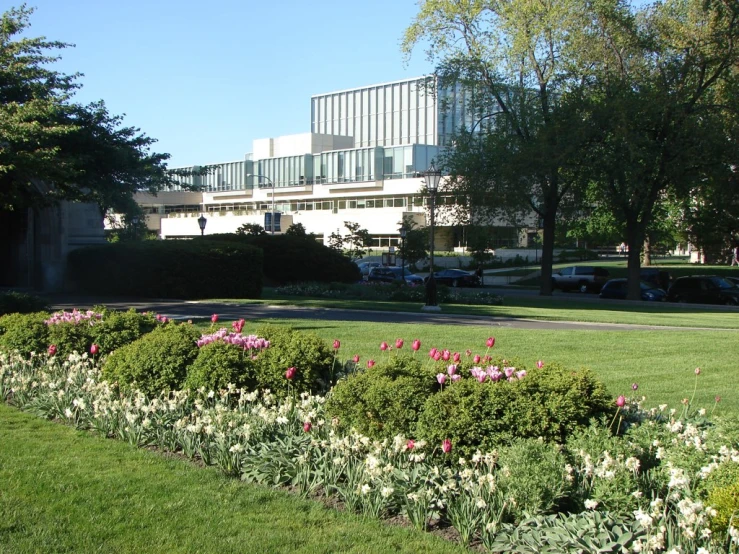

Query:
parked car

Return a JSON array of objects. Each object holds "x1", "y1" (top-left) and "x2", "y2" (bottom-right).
[
  {"x1": 640, "y1": 268, "x2": 672, "y2": 291},
  {"x1": 599, "y1": 279, "x2": 667, "y2": 301},
  {"x1": 551, "y1": 266, "x2": 610, "y2": 293},
  {"x1": 726, "y1": 276, "x2": 739, "y2": 287},
  {"x1": 427, "y1": 268, "x2": 480, "y2": 288},
  {"x1": 356, "y1": 261, "x2": 381, "y2": 278},
  {"x1": 666, "y1": 276, "x2": 739, "y2": 305},
  {"x1": 367, "y1": 266, "x2": 424, "y2": 285}
]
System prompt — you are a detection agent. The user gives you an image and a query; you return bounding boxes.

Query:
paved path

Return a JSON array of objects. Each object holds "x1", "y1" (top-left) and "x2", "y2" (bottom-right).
[{"x1": 43, "y1": 295, "x2": 720, "y2": 331}]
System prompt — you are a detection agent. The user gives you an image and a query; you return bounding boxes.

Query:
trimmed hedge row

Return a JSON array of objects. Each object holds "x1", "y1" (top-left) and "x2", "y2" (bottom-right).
[
  {"x1": 201, "y1": 234, "x2": 360, "y2": 285},
  {"x1": 67, "y1": 240, "x2": 263, "y2": 299}
]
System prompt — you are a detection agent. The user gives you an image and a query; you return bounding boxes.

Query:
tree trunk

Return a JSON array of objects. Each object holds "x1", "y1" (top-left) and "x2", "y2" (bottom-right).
[
  {"x1": 642, "y1": 236, "x2": 651, "y2": 267},
  {"x1": 626, "y1": 221, "x2": 644, "y2": 301},
  {"x1": 539, "y1": 208, "x2": 556, "y2": 296}
]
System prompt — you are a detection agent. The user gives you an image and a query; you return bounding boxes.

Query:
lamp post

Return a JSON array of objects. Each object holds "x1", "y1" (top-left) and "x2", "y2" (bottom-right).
[
  {"x1": 422, "y1": 162, "x2": 442, "y2": 312},
  {"x1": 399, "y1": 225, "x2": 407, "y2": 283},
  {"x1": 197, "y1": 214, "x2": 207, "y2": 236},
  {"x1": 248, "y1": 173, "x2": 276, "y2": 234}
]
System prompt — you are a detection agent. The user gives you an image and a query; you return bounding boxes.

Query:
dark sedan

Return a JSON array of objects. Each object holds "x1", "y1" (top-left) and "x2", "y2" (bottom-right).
[
  {"x1": 666, "y1": 276, "x2": 739, "y2": 306},
  {"x1": 427, "y1": 269, "x2": 481, "y2": 288},
  {"x1": 368, "y1": 266, "x2": 424, "y2": 285},
  {"x1": 599, "y1": 279, "x2": 667, "y2": 301}
]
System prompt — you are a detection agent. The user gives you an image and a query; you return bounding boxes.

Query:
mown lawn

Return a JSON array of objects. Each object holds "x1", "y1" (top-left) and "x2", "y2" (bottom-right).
[{"x1": 0, "y1": 403, "x2": 466, "y2": 554}]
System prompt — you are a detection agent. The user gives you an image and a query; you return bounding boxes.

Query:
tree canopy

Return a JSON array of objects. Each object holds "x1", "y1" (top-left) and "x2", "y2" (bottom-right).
[{"x1": 0, "y1": 5, "x2": 191, "y2": 218}]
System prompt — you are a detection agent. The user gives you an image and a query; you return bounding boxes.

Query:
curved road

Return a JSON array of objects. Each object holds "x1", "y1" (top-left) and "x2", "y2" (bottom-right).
[{"x1": 43, "y1": 295, "x2": 722, "y2": 331}]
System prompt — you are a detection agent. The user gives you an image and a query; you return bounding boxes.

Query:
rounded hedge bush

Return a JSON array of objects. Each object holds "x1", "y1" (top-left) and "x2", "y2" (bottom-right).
[
  {"x1": 253, "y1": 324, "x2": 335, "y2": 396},
  {"x1": 186, "y1": 341, "x2": 258, "y2": 392},
  {"x1": 0, "y1": 312, "x2": 50, "y2": 356},
  {"x1": 102, "y1": 323, "x2": 200, "y2": 396},
  {"x1": 325, "y1": 354, "x2": 438, "y2": 439},
  {"x1": 416, "y1": 362, "x2": 613, "y2": 456}
]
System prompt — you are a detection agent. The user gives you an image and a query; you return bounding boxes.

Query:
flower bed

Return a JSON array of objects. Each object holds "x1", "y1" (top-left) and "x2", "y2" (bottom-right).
[{"x1": 1, "y1": 316, "x2": 738, "y2": 553}]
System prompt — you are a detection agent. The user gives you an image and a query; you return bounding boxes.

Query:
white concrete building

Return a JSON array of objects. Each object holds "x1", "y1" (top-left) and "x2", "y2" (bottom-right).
[{"x1": 137, "y1": 76, "x2": 523, "y2": 249}]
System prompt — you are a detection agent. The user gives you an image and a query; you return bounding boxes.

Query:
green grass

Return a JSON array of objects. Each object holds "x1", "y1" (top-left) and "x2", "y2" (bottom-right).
[
  {"x1": 220, "y1": 292, "x2": 739, "y2": 329},
  {"x1": 218, "y1": 317, "x2": 737, "y2": 415},
  {"x1": 0, "y1": 403, "x2": 466, "y2": 554}
]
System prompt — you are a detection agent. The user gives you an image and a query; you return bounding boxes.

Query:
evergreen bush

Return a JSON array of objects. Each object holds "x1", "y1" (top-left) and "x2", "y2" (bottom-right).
[
  {"x1": 186, "y1": 341, "x2": 257, "y2": 392},
  {"x1": 101, "y1": 323, "x2": 200, "y2": 396},
  {"x1": 0, "y1": 312, "x2": 50, "y2": 355},
  {"x1": 0, "y1": 291, "x2": 49, "y2": 316},
  {"x1": 325, "y1": 355, "x2": 437, "y2": 439}
]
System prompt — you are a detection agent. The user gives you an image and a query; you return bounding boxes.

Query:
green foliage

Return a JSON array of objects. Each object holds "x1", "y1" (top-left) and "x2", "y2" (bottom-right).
[
  {"x1": 325, "y1": 355, "x2": 437, "y2": 439},
  {"x1": 284, "y1": 222, "x2": 310, "y2": 238},
  {"x1": 417, "y1": 362, "x2": 613, "y2": 456},
  {"x1": 186, "y1": 342, "x2": 257, "y2": 392},
  {"x1": 67, "y1": 240, "x2": 263, "y2": 299},
  {"x1": 236, "y1": 223, "x2": 266, "y2": 236},
  {"x1": 326, "y1": 221, "x2": 373, "y2": 262},
  {"x1": 0, "y1": 312, "x2": 50, "y2": 355},
  {"x1": 254, "y1": 324, "x2": 335, "y2": 396},
  {"x1": 0, "y1": 292, "x2": 49, "y2": 316},
  {"x1": 203, "y1": 234, "x2": 360, "y2": 285},
  {"x1": 102, "y1": 323, "x2": 200, "y2": 396},
  {"x1": 707, "y1": 479, "x2": 739, "y2": 538},
  {"x1": 496, "y1": 438, "x2": 571, "y2": 521}
]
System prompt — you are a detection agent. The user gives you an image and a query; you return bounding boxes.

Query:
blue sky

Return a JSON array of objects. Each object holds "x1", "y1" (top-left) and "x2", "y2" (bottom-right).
[{"x1": 22, "y1": 0, "x2": 434, "y2": 167}]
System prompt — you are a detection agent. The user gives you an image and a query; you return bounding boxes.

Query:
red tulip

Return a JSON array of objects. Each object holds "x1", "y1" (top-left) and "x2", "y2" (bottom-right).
[
  {"x1": 412, "y1": 339, "x2": 421, "y2": 351},
  {"x1": 442, "y1": 350, "x2": 451, "y2": 361},
  {"x1": 632, "y1": 383, "x2": 639, "y2": 391},
  {"x1": 285, "y1": 367, "x2": 296, "y2": 380},
  {"x1": 486, "y1": 337, "x2": 495, "y2": 348},
  {"x1": 536, "y1": 360, "x2": 544, "y2": 369},
  {"x1": 453, "y1": 352, "x2": 460, "y2": 363},
  {"x1": 303, "y1": 421, "x2": 312, "y2": 433},
  {"x1": 333, "y1": 339, "x2": 341, "y2": 350},
  {"x1": 352, "y1": 354, "x2": 360, "y2": 363},
  {"x1": 715, "y1": 395, "x2": 722, "y2": 403},
  {"x1": 407, "y1": 439, "x2": 415, "y2": 451},
  {"x1": 380, "y1": 341, "x2": 389, "y2": 351},
  {"x1": 465, "y1": 349, "x2": 472, "y2": 357},
  {"x1": 433, "y1": 351, "x2": 441, "y2": 361},
  {"x1": 441, "y1": 439, "x2": 452, "y2": 453},
  {"x1": 429, "y1": 348, "x2": 438, "y2": 358},
  {"x1": 473, "y1": 355, "x2": 481, "y2": 364},
  {"x1": 395, "y1": 338, "x2": 404, "y2": 349},
  {"x1": 211, "y1": 314, "x2": 219, "y2": 323},
  {"x1": 90, "y1": 344, "x2": 99, "y2": 355},
  {"x1": 367, "y1": 360, "x2": 375, "y2": 368},
  {"x1": 616, "y1": 395, "x2": 626, "y2": 408},
  {"x1": 48, "y1": 344, "x2": 57, "y2": 356}
]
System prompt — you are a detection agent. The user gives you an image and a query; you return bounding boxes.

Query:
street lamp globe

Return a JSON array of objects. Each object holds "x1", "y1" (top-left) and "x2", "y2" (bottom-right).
[
  {"x1": 197, "y1": 215, "x2": 207, "y2": 236},
  {"x1": 422, "y1": 162, "x2": 442, "y2": 312}
]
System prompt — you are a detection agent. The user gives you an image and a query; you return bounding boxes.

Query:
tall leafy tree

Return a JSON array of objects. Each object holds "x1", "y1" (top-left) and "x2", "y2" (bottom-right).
[
  {"x1": 0, "y1": 6, "x2": 197, "y2": 219},
  {"x1": 581, "y1": 0, "x2": 739, "y2": 298},
  {"x1": 403, "y1": 0, "x2": 605, "y2": 295}
]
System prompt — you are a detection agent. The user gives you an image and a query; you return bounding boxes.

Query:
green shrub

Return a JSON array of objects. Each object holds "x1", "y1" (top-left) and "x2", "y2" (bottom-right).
[
  {"x1": 186, "y1": 341, "x2": 257, "y2": 392},
  {"x1": 0, "y1": 312, "x2": 50, "y2": 355},
  {"x1": 0, "y1": 291, "x2": 49, "y2": 316},
  {"x1": 496, "y1": 438, "x2": 571, "y2": 521},
  {"x1": 67, "y1": 240, "x2": 263, "y2": 299},
  {"x1": 102, "y1": 323, "x2": 200, "y2": 396},
  {"x1": 202, "y1": 234, "x2": 360, "y2": 285},
  {"x1": 417, "y1": 362, "x2": 613, "y2": 456},
  {"x1": 325, "y1": 355, "x2": 437, "y2": 439},
  {"x1": 254, "y1": 324, "x2": 335, "y2": 396},
  {"x1": 93, "y1": 309, "x2": 160, "y2": 354},
  {"x1": 707, "y1": 479, "x2": 739, "y2": 537}
]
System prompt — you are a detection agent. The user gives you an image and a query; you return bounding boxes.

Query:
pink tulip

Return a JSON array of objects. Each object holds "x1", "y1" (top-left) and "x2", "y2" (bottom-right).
[
  {"x1": 285, "y1": 367, "x2": 296, "y2": 380},
  {"x1": 715, "y1": 395, "x2": 722, "y2": 403},
  {"x1": 395, "y1": 338, "x2": 404, "y2": 349},
  {"x1": 429, "y1": 348, "x2": 438, "y2": 358},
  {"x1": 433, "y1": 351, "x2": 441, "y2": 361},
  {"x1": 407, "y1": 439, "x2": 415, "y2": 451},
  {"x1": 451, "y1": 374, "x2": 461, "y2": 382},
  {"x1": 632, "y1": 383, "x2": 639, "y2": 391},
  {"x1": 48, "y1": 344, "x2": 57, "y2": 356},
  {"x1": 211, "y1": 314, "x2": 219, "y2": 323},
  {"x1": 380, "y1": 341, "x2": 388, "y2": 351},
  {"x1": 442, "y1": 349, "x2": 451, "y2": 361},
  {"x1": 504, "y1": 367, "x2": 515, "y2": 378},
  {"x1": 486, "y1": 337, "x2": 495, "y2": 348},
  {"x1": 616, "y1": 395, "x2": 626, "y2": 408},
  {"x1": 333, "y1": 339, "x2": 341, "y2": 350},
  {"x1": 694, "y1": 367, "x2": 701, "y2": 375},
  {"x1": 473, "y1": 355, "x2": 481, "y2": 364},
  {"x1": 436, "y1": 373, "x2": 447, "y2": 385},
  {"x1": 161, "y1": 316, "x2": 168, "y2": 324},
  {"x1": 441, "y1": 439, "x2": 452, "y2": 453},
  {"x1": 412, "y1": 339, "x2": 421, "y2": 351},
  {"x1": 447, "y1": 364, "x2": 457, "y2": 376},
  {"x1": 367, "y1": 360, "x2": 375, "y2": 368},
  {"x1": 90, "y1": 344, "x2": 99, "y2": 355},
  {"x1": 453, "y1": 352, "x2": 461, "y2": 363},
  {"x1": 352, "y1": 354, "x2": 360, "y2": 363},
  {"x1": 465, "y1": 349, "x2": 472, "y2": 357},
  {"x1": 303, "y1": 421, "x2": 312, "y2": 433},
  {"x1": 536, "y1": 360, "x2": 544, "y2": 369}
]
